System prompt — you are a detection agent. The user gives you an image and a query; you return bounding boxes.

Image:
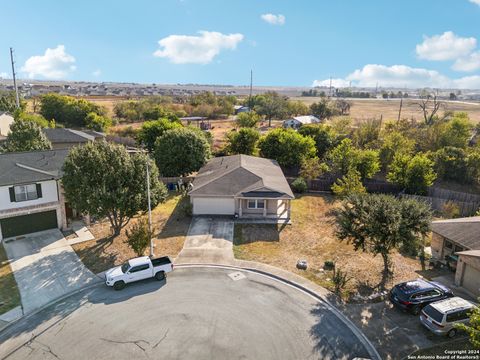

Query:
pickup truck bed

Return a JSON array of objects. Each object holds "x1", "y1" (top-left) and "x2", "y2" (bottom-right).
[{"x1": 151, "y1": 256, "x2": 172, "y2": 267}]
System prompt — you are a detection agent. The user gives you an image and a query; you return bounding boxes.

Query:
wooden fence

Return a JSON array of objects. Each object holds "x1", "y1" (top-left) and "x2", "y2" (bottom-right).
[{"x1": 401, "y1": 194, "x2": 480, "y2": 217}]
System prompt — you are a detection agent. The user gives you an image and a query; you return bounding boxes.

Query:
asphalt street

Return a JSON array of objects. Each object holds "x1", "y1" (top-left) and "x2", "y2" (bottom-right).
[{"x1": 0, "y1": 267, "x2": 371, "y2": 360}]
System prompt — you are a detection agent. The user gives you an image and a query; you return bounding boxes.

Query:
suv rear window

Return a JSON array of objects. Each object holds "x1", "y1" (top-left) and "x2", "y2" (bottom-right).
[{"x1": 423, "y1": 305, "x2": 444, "y2": 323}]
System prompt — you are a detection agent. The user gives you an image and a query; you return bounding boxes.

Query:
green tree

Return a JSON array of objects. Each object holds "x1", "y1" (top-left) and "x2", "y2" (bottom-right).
[
  {"x1": 0, "y1": 91, "x2": 25, "y2": 113},
  {"x1": 258, "y1": 128, "x2": 316, "y2": 168},
  {"x1": 335, "y1": 194, "x2": 432, "y2": 282},
  {"x1": 154, "y1": 127, "x2": 211, "y2": 176},
  {"x1": 85, "y1": 112, "x2": 112, "y2": 132},
  {"x1": 125, "y1": 218, "x2": 153, "y2": 256},
  {"x1": 379, "y1": 131, "x2": 415, "y2": 170},
  {"x1": 331, "y1": 170, "x2": 366, "y2": 197},
  {"x1": 298, "y1": 124, "x2": 338, "y2": 158},
  {"x1": 137, "y1": 118, "x2": 183, "y2": 152},
  {"x1": 62, "y1": 142, "x2": 167, "y2": 236},
  {"x1": 387, "y1": 153, "x2": 437, "y2": 195},
  {"x1": 291, "y1": 177, "x2": 308, "y2": 193},
  {"x1": 253, "y1": 92, "x2": 289, "y2": 127},
  {"x1": 2, "y1": 120, "x2": 52, "y2": 152},
  {"x1": 433, "y1": 147, "x2": 468, "y2": 183},
  {"x1": 456, "y1": 304, "x2": 480, "y2": 348},
  {"x1": 299, "y1": 157, "x2": 329, "y2": 180},
  {"x1": 236, "y1": 111, "x2": 260, "y2": 128},
  {"x1": 225, "y1": 128, "x2": 260, "y2": 155},
  {"x1": 286, "y1": 100, "x2": 309, "y2": 116},
  {"x1": 14, "y1": 111, "x2": 53, "y2": 128},
  {"x1": 467, "y1": 149, "x2": 480, "y2": 185},
  {"x1": 438, "y1": 113, "x2": 472, "y2": 149},
  {"x1": 142, "y1": 105, "x2": 180, "y2": 122},
  {"x1": 310, "y1": 98, "x2": 336, "y2": 119},
  {"x1": 352, "y1": 119, "x2": 382, "y2": 148}
]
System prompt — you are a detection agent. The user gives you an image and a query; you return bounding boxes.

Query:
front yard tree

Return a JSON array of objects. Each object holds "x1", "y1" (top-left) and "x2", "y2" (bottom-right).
[
  {"x1": 154, "y1": 127, "x2": 211, "y2": 177},
  {"x1": 2, "y1": 119, "x2": 52, "y2": 152},
  {"x1": 335, "y1": 194, "x2": 432, "y2": 284},
  {"x1": 225, "y1": 128, "x2": 260, "y2": 155},
  {"x1": 125, "y1": 218, "x2": 153, "y2": 256},
  {"x1": 62, "y1": 141, "x2": 167, "y2": 236},
  {"x1": 258, "y1": 128, "x2": 316, "y2": 168}
]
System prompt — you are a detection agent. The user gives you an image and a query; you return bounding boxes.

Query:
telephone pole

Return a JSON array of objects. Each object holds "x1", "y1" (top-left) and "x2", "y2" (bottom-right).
[
  {"x1": 248, "y1": 69, "x2": 253, "y2": 111},
  {"x1": 9, "y1": 47, "x2": 20, "y2": 109},
  {"x1": 146, "y1": 160, "x2": 153, "y2": 257}
]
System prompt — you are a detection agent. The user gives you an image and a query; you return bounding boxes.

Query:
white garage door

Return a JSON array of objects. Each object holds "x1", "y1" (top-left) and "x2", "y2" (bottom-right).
[
  {"x1": 463, "y1": 264, "x2": 480, "y2": 297},
  {"x1": 192, "y1": 197, "x2": 235, "y2": 215}
]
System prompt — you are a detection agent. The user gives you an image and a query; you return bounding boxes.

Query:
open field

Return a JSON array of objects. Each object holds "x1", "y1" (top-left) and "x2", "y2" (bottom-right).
[
  {"x1": 0, "y1": 244, "x2": 20, "y2": 315},
  {"x1": 292, "y1": 97, "x2": 480, "y2": 123},
  {"x1": 73, "y1": 193, "x2": 190, "y2": 274},
  {"x1": 233, "y1": 194, "x2": 426, "y2": 300}
]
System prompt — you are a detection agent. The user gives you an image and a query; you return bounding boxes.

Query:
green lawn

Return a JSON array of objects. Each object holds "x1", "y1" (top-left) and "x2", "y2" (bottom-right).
[{"x1": 0, "y1": 244, "x2": 21, "y2": 315}]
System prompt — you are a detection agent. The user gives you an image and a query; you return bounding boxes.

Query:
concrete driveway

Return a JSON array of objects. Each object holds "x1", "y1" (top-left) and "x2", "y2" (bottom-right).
[
  {"x1": 0, "y1": 267, "x2": 374, "y2": 360},
  {"x1": 3, "y1": 229, "x2": 98, "y2": 314},
  {"x1": 175, "y1": 217, "x2": 234, "y2": 264}
]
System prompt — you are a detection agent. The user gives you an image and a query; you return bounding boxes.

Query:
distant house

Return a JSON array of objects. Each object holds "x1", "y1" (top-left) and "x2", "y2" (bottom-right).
[
  {"x1": 189, "y1": 155, "x2": 294, "y2": 221},
  {"x1": 0, "y1": 112, "x2": 14, "y2": 136},
  {"x1": 234, "y1": 105, "x2": 250, "y2": 115},
  {"x1": 283, "y1": 115, "x2": 321, "y2": 129},
  {"x1": 0, "y1": 150, "x2": 69, "y2": 240},
  {"x1": 43, "y1": 128, "x2": 105, "y2": 149},
  {"x1": 431, "y1": 217, "x2": 480, "y2": 297}
]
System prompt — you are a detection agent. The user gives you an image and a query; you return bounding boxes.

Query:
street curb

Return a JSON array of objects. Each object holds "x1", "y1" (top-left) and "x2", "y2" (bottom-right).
[{"x1": 175, "y1": 263, "x2": 381, "y2": 360}]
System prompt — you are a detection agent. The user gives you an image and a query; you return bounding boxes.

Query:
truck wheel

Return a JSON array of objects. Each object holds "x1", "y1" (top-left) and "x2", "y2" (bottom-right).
[
  {"x1": 447, "y1": 329, "x2": 457, "y2": 338},
  {"x1": 155, "y1": 271, "x2": 165, "y2": 281},
  {"x1": 113, "y1": 281, "x2": 125, "y2": 290}
]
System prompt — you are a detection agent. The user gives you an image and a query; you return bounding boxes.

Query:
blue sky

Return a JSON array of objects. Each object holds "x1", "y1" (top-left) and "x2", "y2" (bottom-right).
[{"x1": 2, "y1": 0, "x2": 480, "y2": 88}]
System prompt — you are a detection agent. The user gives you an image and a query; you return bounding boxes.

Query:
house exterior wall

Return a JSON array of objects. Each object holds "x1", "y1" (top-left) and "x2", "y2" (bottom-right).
[
  {"x1": 455, "y1": 255, "x2": 480, "y2": 297},
  {"x1": 431, "y1": 232, "x2": 445, "y2": 260},
  {"x1": 0, "y1": 114, "x2": 14, "y2": 136},
  {"x1": 0, "y1": 180, "x2": 59, "y2": 211}
]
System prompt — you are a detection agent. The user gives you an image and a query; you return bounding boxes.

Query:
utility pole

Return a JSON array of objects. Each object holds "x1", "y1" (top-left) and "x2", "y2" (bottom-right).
[
  {"x1": 329, "y1": 76, "x2": 332, "y2": 97},
  {"x1": 248, "y1": 69, "x2": 253, "y2": 111},
  {"x1": 397, "y1": 97, "x2": 403, "y2": 123},
  {"x1": 146, "y1": 159, "x2": 154, "y2": 257},
  {"x1": 10, "y1": 47, "x2": 20, "y2": 109}
]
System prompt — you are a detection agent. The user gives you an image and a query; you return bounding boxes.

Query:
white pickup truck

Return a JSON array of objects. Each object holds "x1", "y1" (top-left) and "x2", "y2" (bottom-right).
[{"x1": 105, "y1": 256, "x2": 173, "y2": 290}]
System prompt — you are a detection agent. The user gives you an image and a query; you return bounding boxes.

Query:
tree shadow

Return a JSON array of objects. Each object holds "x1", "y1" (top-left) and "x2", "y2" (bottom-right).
[
  {"x1": 233, "y1": 224, "x2": 280, "y2": 245},
  {"x1": 156, "y1": 195, "x2": 191, "y2": 240}
]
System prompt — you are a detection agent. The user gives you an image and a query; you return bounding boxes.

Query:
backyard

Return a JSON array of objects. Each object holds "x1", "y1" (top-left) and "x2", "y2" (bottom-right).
[
  {"x1": 0, "y1": 244, "x2": 20, "y2": 316},
  {"x1": 233, "y1": 193, "x2": 425, "y2": 300},
  {"x1": 73, "y1": 193, "x2": 191, "y2": 274}
]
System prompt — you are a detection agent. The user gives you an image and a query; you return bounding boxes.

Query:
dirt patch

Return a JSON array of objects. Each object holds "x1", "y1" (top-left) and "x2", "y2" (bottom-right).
[
  {"x1": 233, "y1": 194, "x2": 425, "y2": 300},
  {"x1": 72, "y1": 193, "x2": 191, "y2": 274},
  {"x1": 0, "y1": 244, "x2": 20, "y2": 315}
]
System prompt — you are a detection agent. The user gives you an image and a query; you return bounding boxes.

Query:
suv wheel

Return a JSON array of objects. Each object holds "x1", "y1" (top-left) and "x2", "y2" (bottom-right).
[
  {"x1": 447, "y1": 329, "x2": 457, "y2": 338},
  {"x1": 113, "y1": 281, "x2": 126, "y2": 291}
]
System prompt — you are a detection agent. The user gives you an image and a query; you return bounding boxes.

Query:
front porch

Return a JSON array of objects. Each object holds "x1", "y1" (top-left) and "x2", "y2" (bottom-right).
[{"x1": 236, "y1": 197, "x2": 292, "y2": 224}]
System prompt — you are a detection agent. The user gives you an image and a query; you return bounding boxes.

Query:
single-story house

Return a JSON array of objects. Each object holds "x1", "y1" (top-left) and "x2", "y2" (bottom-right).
[
  {"x1": 0, "y1": 112, "x2": 14, "y2": 136},
  {"x1": 43, "y1": 128, "x2": 105, "y2": 149},
  {"x1": 234, "y1": 105, "x2": 250, "y2": 115},
  {"x1": 283, "y1": 115, "x2": 321, "y2": 129},
  {"x1": 0, "y1": 149, "x2": 70, "y2": 240},
  {"x1": 189, "y1": 155, "x2": 294, "y2": 220},
  {"x1": 431, "y1": 216, "x2": 480, "y2": 297}
]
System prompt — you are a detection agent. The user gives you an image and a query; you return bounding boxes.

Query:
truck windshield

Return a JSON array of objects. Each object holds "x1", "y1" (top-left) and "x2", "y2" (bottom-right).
[{"x1": 121, "y1": 263, "x2": 130, "y2": 273}]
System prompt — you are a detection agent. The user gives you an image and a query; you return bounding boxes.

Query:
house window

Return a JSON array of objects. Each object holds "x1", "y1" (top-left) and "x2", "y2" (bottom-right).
[
  {"x1": 444, "y1": 241, "x2": 453, "y2": 249},
  {"x1": 14, "y1": 184, "x2": 39, "y2": 202},
  {"x1": 454, "y1": 245, "x2": 464, "y2": 253},
  {"x1": 247, "y1": 199, "x2": 265, "y2": 209}
]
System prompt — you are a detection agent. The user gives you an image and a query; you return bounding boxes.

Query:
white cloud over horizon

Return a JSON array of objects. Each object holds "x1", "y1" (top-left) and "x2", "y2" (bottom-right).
[
  {"x1": 452, "y1": 51, "x2": 480, "y2": 72},
  {"x1": 92, "y1": 69, "x2": 102, "y2": 77},
  {"x1": 312, "y1": 78, "x2": 350, "y2": 88},
  {"x1": 313, "y1": 64, "x2": 480, "y2": 89},
  {"x1": 469, "y1": 0, "x2": 480, "y2": 6},
  {"x1": 261, "y1": 13, "x2": 286, "y2": 25},
  {"x1": 0, "y1": 72, "x2": 9, "y2": 79},
  {"x1": 21, "y1": 45, "x2": 76, "y2": 79},
  {"x1": 153, "y1": 31, "x2": 244, "y2": 64},
  {"x1": 416, "y1": 31, "x2": 476, "y2": 61}
]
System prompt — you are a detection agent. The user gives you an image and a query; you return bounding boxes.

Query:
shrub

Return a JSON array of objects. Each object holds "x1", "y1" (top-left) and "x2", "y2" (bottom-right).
[
  {"x1": 442, "y1": 201, "x2": 461, "y2": 219},
  {"x1": 331, "y1": 170, "x2": 366, "y2": 198},
  {"x1": 332, "y1": 266, "x2": 351, "y2": 294},
  {"x1": 323, "y1": 260, "x2": 335, "y2": 270},
  {"x1": 236, "y1": 111, "x2": 260, "y2": 128},
  {"x1": 125, "y1": 218, "x2": 153, "y2": 256},
  {"x1": 291, "y1": 177, "x2": 307, "y2": 193}
]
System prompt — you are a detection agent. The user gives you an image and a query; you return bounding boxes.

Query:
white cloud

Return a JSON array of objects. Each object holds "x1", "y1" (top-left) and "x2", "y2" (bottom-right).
[
  {"x1": 261, "y1": 13, "x2": 286, "y2": 25},
  {"x1": 452, "y1": 51, "x2": 480, "y2": 72},
  {"x1": 153, "y1": 31, "x2": 244, "y2": 64},
  {"x1": 416, "y1": 31, "x2": 476, "y2": 61},
  {"x1": 92, "y1": 69, "x2": 102, "y2": 77},
  {"x1": 312, "y1": 78, "x2": 350, "y2": 87},
  {"x1": 0, "y1": 72, "x2": 9, "y2": 79},
  {"x1": 21, "y1": 45, "x2": 76, "y2": 79},
  {"x1": 469, "y1": 0, "x2": 480, "y2": 6},
  {"x1": 312, "y1": 63, "x2": 480, "y2": 89}
]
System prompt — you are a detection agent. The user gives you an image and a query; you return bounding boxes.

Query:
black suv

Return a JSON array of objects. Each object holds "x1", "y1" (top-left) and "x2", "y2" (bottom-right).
[{"x1": 390, "y1": 279, "x2": 454, "y2": 315}]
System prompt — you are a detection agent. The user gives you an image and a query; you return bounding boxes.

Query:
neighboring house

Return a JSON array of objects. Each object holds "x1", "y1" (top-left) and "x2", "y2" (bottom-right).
[
  {"x1": 0, "y1": 112, "x2": 14, "y2": 136},
  {"x1": 283, "y1": 115, "x2": 321, "y2": 129},
  {"x1": 0, "y1": 149, "x2": 69, "y2": 240},
  {"x1": 43, "y1": 128, "x2": 105, "y2": 149},
  {"x1": 431, "y1": 216, "x2": 480, "y2": 297},
  {"x1": 189, "y1": 155, "x2": 294, "y2": 220},
  {"x1": 234, "y1": 105, "x2": 250, "y2": 114}
]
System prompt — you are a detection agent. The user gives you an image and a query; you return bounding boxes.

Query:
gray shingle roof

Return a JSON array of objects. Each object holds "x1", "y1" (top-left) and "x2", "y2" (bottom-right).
[
  {"x1": 0, "y1": 149, "x2": 69, "y2": 186},
  {"x1": 189, "y1": 155, "x2": 294, "y2": 198},
  {"x1": 432, "y1": 217, "x2": 480, "y2": 249},
  {"x1": 43, "y1": 128, "x2": 95, "y2": 143}
]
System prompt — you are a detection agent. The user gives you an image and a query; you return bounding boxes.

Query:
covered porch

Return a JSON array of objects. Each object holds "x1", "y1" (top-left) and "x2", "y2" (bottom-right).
[{"x1": 236, "y1": 197, "x2": 291, "y2": 223}]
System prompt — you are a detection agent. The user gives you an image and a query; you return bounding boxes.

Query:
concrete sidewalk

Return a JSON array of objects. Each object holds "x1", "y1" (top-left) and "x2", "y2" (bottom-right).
[{"x1": 3, "y1": 229, "x2": 99, "y2": 314}]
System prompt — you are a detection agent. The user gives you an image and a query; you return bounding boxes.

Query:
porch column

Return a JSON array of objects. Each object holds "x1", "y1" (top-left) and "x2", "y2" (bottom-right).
[
  {"x1": 287, "y1": 200, "x2": 291, "y2": 219},
  {"x1": 263, "y1": 199, "x2": 267, "y2": 217},
  {"x1": 239, "y1": 198, "x2": 243, "y2": 217}
]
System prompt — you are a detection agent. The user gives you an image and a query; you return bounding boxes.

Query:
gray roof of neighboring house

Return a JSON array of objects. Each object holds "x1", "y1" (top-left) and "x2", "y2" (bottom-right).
[
  {"x1": 43, "y1": 128, "x2": 102, "y2": 144},
  {"x1": 432, "y1": 217, "x2": 480, "y2": 250},
  {"x1": 189, "y1": 155, "x2": 294, "y2": 199},
  {"x1": 0, "y1": 149, "x2": 69, "y2": 186}
]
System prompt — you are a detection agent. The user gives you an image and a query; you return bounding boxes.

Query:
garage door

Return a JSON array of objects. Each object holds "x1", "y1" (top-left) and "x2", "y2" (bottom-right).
[
  {"x1": 193, "y1": 198, "x2": 235, "y2": 215},
  {"x1": 0, "y1": 210, "x2": 58, "y2": 238},
  {"x1": 462, "y1": 264, "x2": 480, "y2": 297}
]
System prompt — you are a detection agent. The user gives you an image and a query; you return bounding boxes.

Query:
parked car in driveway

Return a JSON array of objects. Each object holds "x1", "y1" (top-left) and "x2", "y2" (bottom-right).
[
  {"x1": 420, "y1": 297, "x2": 474, "y2": 338},
  {"x1": 105, "y1": 256, "x2": 173, "y2": 290},
  {"x1": 390, "y1": 279, "x2": 454, "y2": 314}
]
